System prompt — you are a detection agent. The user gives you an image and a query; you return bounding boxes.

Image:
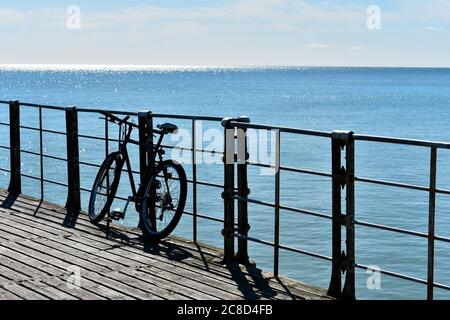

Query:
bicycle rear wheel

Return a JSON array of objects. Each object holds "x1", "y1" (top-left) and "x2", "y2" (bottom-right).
[
  {"x1": 140, "y1": 160, "x2": 187, "y2": 241},
  {"x1": 88, "y1": 152, "x2": 123, "y2": 224}
]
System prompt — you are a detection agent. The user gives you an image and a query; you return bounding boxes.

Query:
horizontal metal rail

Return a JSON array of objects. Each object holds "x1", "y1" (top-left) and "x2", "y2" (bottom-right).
[
  {"x1": 234, "y1": 233, "x2": 333, "y2": 262},
  {"x1": 20, "y1": 172, "x2": 67, "y2": 188},
  {"x1": 247, "y1": 161, "x2": 333, "y2": 178},
  {"x1": 20, "y1": 149, "x2": 66, "y2": 162},
  {"x1": 20, "y1": 125, "x2": 66, "y2": 136},
  {"x1": 0, "y1": 100, "x2": 224, "y2": 122},
  {"x1": 230, "y1": 121, "x2": 332, "y2": 138},
  {"x1": 354, "y1": 262, "x2": 450, "y2": 292},
  {"x1": 355, "y1": 176, "x2": 450, "y2": 195},
  {"x1": 354, "y1": 134, "x2": 450, "y2": 149}
]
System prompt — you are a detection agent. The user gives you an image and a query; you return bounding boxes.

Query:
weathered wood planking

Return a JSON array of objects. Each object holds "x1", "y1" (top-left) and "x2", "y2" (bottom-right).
[{"x1": 0, "y1": 189, "x2": 332, "y2": 300}]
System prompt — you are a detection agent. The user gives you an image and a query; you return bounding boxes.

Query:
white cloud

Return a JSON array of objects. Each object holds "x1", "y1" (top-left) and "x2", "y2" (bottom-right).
[
  {"x1": 306, "y1": 43, "x2": 334, "y2": 49},
  {"x1": 0, "y1": 7, "x2": 66, "y2": 30},
  {"x1": 0, "y1": 1, "x2": 368, "y2": 33},
  {"x1": 351, "y1": 46, "x2": 365, "y2": 51},
  {"x1": 425, "y1": 26, "x2": 444, "y2": 31},
  {"x1": 419, "y1": 0, "x2": 450, "y2": 21},
  {"x1": 0, "y1": 8, "x2": 28, "y2": 24}
]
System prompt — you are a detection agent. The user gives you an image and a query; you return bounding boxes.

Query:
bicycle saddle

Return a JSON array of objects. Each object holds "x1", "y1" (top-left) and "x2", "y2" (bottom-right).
[{"x1": 157, "y1": 123, "x2": 178, "y2": 134}]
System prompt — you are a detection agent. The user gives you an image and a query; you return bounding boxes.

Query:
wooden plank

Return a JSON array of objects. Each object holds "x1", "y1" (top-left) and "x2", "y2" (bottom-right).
[
  {"x1": 0, "y1": 215, "x2": 230, "y2": 300},
  {"x1": 3, "y1": 204, "x2": 326, "y2": 299},
  {"x1": 1, "y1": 283, "x2": 49, "y2": 300},
  {"x1": 0, "y1": 244, "x2": 131, "y2": 300},
  {"x1": 1, "y1": 242, "x2": 136, "y2": 300},
  {"x1": 0, "y1": 253, "x2": 105, "y2": 300},
  {"x1": 3, "y1": 239, "x2": 171, "y2": 300},
  {"x1": 20, "y1": 280, "x2": 78, "y2": 300},
  {"x1": 0, "y1": 190, "x2": 331, "y2": 300},
  {"x1": 0, "y1": 288, "x2": 22, "y2": 300},
  {"x1": 0, "y1": 212, "x2": 273, "y2": 299},
  {"x1": 0, "y1": 217, "x2": 195, "y2": 300},
  {"x1": 0, "y1": 273, "x2": 49, "y2": 300}
]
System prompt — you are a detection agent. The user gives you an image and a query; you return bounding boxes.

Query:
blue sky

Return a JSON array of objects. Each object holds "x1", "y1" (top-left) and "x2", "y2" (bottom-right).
[{"x1": 0, "y1": 0, "x2": 449, "y2": 67}]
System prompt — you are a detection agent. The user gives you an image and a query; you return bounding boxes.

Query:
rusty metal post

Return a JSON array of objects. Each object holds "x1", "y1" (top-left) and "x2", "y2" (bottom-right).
[
  {"x1": 64, "y1": 107, "x2": 81, "y2": 226},
  {"x1": 8, "y1": 100, "x2": 21, "y2": 196},
  {"x1": 234, "y1": 117, "x2": 253, "y2": 266},
  {"x1": 221, "y1": 117, "x2": 236, "y2": 264},
  {"x1": 342, "y1": 133, "x2": 355, "y2": 299},
  {"x1": 274, "y1": 129, "x2": 281, "y2": 276},
  {"x1": 192, "y1": 119, "x2": 198, "y2": 242},
  {"x1": 427, "y1": 147, "x2": 437, "y2": 300},
  {"x1": 138, "y1": 111, "x2": 154, "y2": 230},
  {"x1": 328, "y1": 130, "x2": 355, "y2": 300}
]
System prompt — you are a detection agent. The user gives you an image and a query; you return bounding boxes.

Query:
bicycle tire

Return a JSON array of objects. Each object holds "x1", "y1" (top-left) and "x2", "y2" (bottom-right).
[
  {"x1": 88, "y1": 152, "x2": 123, "y2": 224},
  {"x1": 140, "y1": 160, "x2": 187, "y2": 241}
]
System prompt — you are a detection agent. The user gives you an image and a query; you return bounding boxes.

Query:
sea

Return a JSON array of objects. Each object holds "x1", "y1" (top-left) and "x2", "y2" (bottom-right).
[{"x1": 1, "y1": 65, "x2": 450, "y2": 299}]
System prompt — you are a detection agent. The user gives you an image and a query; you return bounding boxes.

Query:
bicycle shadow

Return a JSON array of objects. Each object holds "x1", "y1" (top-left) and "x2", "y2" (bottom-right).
[
  {"x1": 97, "y1": 224, "x2": 193, "y2": 263},
  {"x1": 94, "y1": 224, "x2": 291, "y2": 300}
]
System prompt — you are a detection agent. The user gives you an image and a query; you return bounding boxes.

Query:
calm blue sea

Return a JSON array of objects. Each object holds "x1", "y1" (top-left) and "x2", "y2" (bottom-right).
[{"x1": 1, "y1": 66, "x2": 450, "y2": 299}]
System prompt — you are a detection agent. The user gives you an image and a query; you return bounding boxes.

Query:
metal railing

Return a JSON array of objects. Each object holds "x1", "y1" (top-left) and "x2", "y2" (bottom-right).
[
  {"x1": 226, "y1": 121, "x2": 450, "y2": 300},
  {"x1": 0, "y1": 99, "x2": 227, "y2": 238},
  {"x1": 1, "y1": 99, "x2": 450, "y2": 300}
]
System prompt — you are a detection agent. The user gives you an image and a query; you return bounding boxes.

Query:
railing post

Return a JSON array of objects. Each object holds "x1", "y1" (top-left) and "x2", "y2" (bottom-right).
[
  {"x1": 274, "y1": 129, "x2": 281, "y2": 276},
  {"x1": 328, "y1": 130, "x2": 355, "y2": 300},
  {"x1": 234, "y1": 116, "x2": 253, "y2": 266},
  {"x1": 138, "y1": 111, "x2": 154, "y2": 230},
  {"x1": 192, "y1": 119, "x2": 198, "y2": 242},
  {"x1": 64, "y1": 107, "x2": 81, "y2": 226},
  {"x1": 221, "y1": 117, "x2": 236, "y2": 264},
  {"x1": 427, "y1": 147, "x2": 437, "y2": 300},
  {"x1": 8, "y1": 100, "x2": 21, "y2": 196}
]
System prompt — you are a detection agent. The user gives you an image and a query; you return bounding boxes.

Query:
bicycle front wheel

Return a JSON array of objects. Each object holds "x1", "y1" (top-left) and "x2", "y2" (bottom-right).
[
  {"x1": 140, "y1": 160, "x2": 187, "y2": 241},
  {"x1": 88, "y1": 152, "x2": 123, "y2": 224}
]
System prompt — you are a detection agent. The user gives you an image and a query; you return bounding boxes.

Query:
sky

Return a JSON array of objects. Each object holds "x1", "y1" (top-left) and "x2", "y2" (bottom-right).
[{"x1": 0, "y1": 0, "x2": 449, "y2": 67}]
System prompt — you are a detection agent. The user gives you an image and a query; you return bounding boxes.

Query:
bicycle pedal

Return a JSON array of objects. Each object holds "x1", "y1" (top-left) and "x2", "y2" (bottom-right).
[{"x1": 109, "y1": 209, "x2": 125, "y2": 221}]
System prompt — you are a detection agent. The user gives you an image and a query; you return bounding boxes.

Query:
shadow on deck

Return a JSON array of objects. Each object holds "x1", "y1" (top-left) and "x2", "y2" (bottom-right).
[{"x1": 0, "y1": 189, "x2": 331, "y2": 300}]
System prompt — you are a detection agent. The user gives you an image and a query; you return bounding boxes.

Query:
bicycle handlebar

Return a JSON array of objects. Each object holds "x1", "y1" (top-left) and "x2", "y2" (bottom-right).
[
  {"x1": 99, "y1": 111, "x2": 166, "y2": 138},
  {"x1": 100, "y1": 111, "x2": 139, "y2": 128}
]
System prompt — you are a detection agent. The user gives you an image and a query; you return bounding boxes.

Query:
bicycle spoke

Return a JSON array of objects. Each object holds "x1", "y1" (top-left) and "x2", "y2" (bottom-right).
[{"x1": 89, "y1": 156, "x2": 119, "y2": 221}]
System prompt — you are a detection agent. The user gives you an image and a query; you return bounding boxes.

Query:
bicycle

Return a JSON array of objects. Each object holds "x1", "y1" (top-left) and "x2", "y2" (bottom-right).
[{"x1": 88, "y1": 111, "x2": 187, "y2": 241}]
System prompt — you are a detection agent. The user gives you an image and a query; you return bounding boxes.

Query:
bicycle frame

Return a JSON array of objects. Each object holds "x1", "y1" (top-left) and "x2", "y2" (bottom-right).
[
  {"x1": 92, "y1": 112, "x2": 186, "y2": 238},
  {"x1": 114, "y1": 121, "x2": 167, "y2": 210}
]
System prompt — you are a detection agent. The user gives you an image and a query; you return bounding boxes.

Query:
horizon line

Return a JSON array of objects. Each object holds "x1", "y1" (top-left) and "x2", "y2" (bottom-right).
[{"x1": 1, "y1": 64, "x2": 450, "y2": 71}]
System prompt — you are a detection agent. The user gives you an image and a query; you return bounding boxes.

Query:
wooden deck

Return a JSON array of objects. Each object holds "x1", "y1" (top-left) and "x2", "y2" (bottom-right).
[{"x1": 0, "y1": 189, "x2": 331, "y2": 300}]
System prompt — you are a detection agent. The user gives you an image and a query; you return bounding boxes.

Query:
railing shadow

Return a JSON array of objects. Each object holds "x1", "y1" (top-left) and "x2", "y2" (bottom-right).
[
  {"x1": 224, "y1": 263, "x2": 292, "y2": 300},
  {"x1": 142, "y1": 237, "x2": 193, "y2": 262},
  {"x1": 62, "y1": 210, "x2": 79, "y2": 228},
  {"x1": 96, "y1": 222, "x2": 291, "y2": 300},
  {"x1": 0, "y1": 192, "x2": 19, "y2": 210},
  {"x1": 0, "y1": 192, "x2": 45, "y2": 216}
]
